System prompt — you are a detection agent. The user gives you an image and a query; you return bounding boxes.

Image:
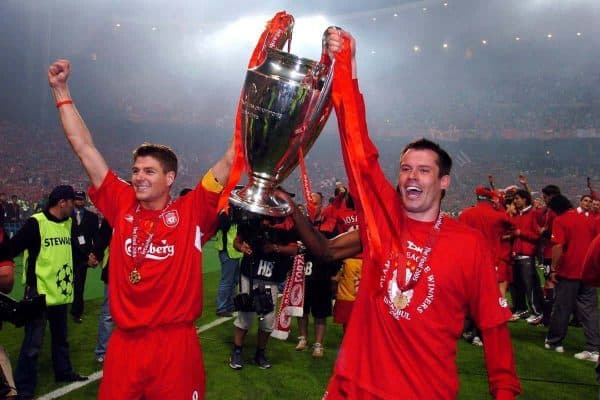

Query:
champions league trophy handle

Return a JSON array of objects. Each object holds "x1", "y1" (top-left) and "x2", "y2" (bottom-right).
[{"x1": 229, "y1": 17, "x2": 335, "y2": 217}]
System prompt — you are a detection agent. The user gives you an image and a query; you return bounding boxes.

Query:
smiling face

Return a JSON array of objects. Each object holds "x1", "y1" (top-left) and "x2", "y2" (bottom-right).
[
  {"x1": 131, "y1": 155, "x2": 175, "y2": 210},
  {"x1": 397, "y1": 149, "x2": 450, "y2": 222}
]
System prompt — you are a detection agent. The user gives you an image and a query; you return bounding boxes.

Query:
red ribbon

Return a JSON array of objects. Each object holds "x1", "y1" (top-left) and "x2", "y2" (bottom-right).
[
  {"x1": 330, "y1": 41, "x2": 385, "y2": 267},
  {"x1": 298, "y1": 147, "x2": 316, "y2": 221}
]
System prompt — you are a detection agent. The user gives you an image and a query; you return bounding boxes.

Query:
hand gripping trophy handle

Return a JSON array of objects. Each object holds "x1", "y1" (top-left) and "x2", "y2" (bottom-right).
[{"x1": 229, "y1": 20, "x2": 336, "y2": 217}]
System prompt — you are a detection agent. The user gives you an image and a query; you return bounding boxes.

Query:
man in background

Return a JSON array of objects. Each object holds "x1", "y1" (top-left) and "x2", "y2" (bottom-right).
[
  {"x1": 70, "y1": 190, "x2": 99, "y2": 323},
  {"x1": 215, "y1": 209, "x2": 242, "y2": 317},
  {"x1": 5, "y1": 195, "x2": 21, "y2": 239}
]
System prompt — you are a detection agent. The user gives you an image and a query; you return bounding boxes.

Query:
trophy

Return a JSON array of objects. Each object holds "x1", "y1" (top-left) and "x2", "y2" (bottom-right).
[{"x1": 229, "y1": 21, "x2": 334, "y2": 217}]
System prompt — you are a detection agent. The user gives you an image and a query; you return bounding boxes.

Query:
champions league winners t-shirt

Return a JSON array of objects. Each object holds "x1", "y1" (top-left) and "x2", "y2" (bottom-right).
[
  {"x1": 331, "y1": 216, "x2": 512, "y2": 399},
  {"x1": 89, "y1": 170, "x2": 221, "y2": 329}
]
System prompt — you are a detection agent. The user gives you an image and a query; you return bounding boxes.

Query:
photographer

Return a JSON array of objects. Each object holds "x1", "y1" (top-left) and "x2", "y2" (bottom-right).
[{"x1": 228, "y1": 215, "x2": 298, "y2": 370}]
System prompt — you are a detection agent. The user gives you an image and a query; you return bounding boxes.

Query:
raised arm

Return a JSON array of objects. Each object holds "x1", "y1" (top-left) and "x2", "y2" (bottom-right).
[
  {"x1": 48, "y1": 59, "x2": 109, "y2": 189},
  {"x1": 323, "y1": 29, "x2": 399, "y2": 265},
  {"x1": 211, "y1": 133, "x2": 235, "y2": 186},
  {"x1": 518, "y1": 174, "x2": 530, "y2": 194},
  {"x1": 588, "y1": 177, "x2": 599, "y2": 200},
  {"x1": 286, "y1": 197, "x2": 362, "y2": 263},
  {"x1": 488, "y1": 175, "x2": 495, "y2": 190}
]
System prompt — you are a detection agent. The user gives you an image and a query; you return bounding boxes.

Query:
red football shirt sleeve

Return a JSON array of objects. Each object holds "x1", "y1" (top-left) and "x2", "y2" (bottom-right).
[
  {"x1": 468, "y1": 233, "x2": 512, "y2": 330},
  {"x1": 582, "y1": 235, "x2": 600, "y2": 287},
  {"x1": 482, "y1": 324, "x2": 521, "y2": 399},
  {"x1": 331, "y1": 47, "x2": 402, "y2": 269},
  {"x1": 88, "y1": 170, "x2": 135, "y2": 227},
  {"x1": 189, "y1": 171, "x2": 221, "y2": 245}
]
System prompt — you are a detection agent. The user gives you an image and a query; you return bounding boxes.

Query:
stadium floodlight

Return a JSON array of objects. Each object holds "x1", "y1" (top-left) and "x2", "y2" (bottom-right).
[{"x1": 197, "y1": 14, "x2": 331, "y2": 60}]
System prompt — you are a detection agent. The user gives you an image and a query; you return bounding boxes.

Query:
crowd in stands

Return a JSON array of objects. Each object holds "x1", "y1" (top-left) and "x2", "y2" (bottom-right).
[{"x1": 1, "y1": 119, "x2": 599, "y2": 219}]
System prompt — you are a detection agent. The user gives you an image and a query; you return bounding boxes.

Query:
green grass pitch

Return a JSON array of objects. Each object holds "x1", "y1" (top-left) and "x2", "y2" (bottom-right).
[{"x1": 0, "y1": 240, "x2": 597, "y2": 399}]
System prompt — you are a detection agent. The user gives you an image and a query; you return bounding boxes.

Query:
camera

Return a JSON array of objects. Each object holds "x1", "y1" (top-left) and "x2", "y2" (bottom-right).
[
  {"x1": 229, "y1": 206, "x2": 284, "y2": 248},
  {"x1": 252, "y1": 285, "x2": 274, "y2": 316},
  {"x1": 233, "y1": 285, "x2": 274, "y2": 318},
  {"x1": 0, "y1": 291, "x2": 46, "y2": 327}
]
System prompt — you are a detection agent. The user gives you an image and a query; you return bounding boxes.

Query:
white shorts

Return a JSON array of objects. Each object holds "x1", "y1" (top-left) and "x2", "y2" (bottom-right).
[{"x1": 233, "y1": 275, "x2": 279, "y2": 332}]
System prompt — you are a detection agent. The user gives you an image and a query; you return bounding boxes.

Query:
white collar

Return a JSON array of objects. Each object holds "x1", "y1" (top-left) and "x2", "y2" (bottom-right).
[
  {"x1": 577, "y1": 207, "x2": 590, "y2": 217},
  {"x1": 519, "y1": 205, "x2": 532, "y2": 215}
]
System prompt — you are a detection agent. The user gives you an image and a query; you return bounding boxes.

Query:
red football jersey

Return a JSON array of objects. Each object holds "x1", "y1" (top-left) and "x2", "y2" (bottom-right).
[
  {"x1": 319, "y1": 204, "x2": 338, "y2": 234},
  {"x1": 334, "y1": 207, "x2": 363, "y2": 259},
  {"x1": 551, "y1": 209, "x2": 596, "y2": 279},
  {"x1": 89, "y1": 171, "x2": 220, "y2": 329},
  {"x1": 535, "y1": 207, "x2": 557, "y2": 259},
  {"x1": 459, "y1": 201, "x2": 513, "y2": 268},
  {"x1": 582, "y1": 234, "x2": 600, "y2": 287},
  {"x1": 512, "y1": 206, "x2": 539, "y2": 256},
  {"x1": 334, "y1": 207, "x2": 359, "y2": 233}
]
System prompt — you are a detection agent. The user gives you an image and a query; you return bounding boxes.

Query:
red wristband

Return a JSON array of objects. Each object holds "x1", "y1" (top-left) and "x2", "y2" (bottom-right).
[{"x1": 56, "y1": 100, "x2": 73, "y2": 108}]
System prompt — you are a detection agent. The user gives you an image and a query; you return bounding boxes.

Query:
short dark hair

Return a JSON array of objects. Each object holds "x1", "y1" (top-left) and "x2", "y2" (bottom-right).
[
  {"x1": 547, "y1": 194, "x2": 573, "y2": 215},
  {"x1": 401, "y1": 138, "x2": 452, "y2": 177},
  {"x1": 515, "y1": 189, "x2": 532, "y2": 206},
  {"x1": 133, "y1": 143, "x2": 178, "y2": 176},
  {"x1": 541, "y1": 185, "x2": 561, "y2": 197},
  {"x1": 48, "y1": 185, "x2": 75, "y2": 207},
  {"x1": 581, "y1": 194, "x2": 593, "y2": 202},
  {"x1": 345, "y1": 193, "x2": 355, "y2": 210},
  {"x1": 334, "y1": 186, "x2": 347, "y2": 197}
]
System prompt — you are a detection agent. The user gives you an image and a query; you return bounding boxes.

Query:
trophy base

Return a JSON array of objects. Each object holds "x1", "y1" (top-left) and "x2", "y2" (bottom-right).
[{"x1": 229, "y1": 188, "x2": 292, "y2": 217}]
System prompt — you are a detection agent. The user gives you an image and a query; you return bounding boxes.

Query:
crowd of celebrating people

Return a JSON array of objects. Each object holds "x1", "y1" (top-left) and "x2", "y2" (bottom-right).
[
  {"x1": 1, "y1": 118, "x2": 598, "y2": 220},
  {"x1": 0, "y1": 22, "x2": 599, "y2": 400}
]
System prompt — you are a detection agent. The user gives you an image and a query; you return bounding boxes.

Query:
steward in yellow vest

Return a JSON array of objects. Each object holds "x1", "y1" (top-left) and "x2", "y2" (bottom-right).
[
  {"x1": 23, "y1": 212, "x2": 73, "y2": 305},
  {"x1": 0, "y1": 185, "x2": 88, "y2": 397}
]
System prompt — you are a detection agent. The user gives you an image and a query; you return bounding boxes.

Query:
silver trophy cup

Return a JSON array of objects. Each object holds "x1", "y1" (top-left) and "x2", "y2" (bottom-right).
[{"x1": 229, "y1": 47, "x2": 334, "y2": 217}]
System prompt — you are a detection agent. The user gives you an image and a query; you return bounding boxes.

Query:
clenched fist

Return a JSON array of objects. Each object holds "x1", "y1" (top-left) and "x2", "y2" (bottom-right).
[
  {"x1": 48, "y1": 59, "x2": 71, "y2": 89},
  {"x1": 322, "y1": 27, "x2": 354, "y2": 59},
  {"x1": 322, "y1": 27, "x2": 357, "y2": 78}
]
